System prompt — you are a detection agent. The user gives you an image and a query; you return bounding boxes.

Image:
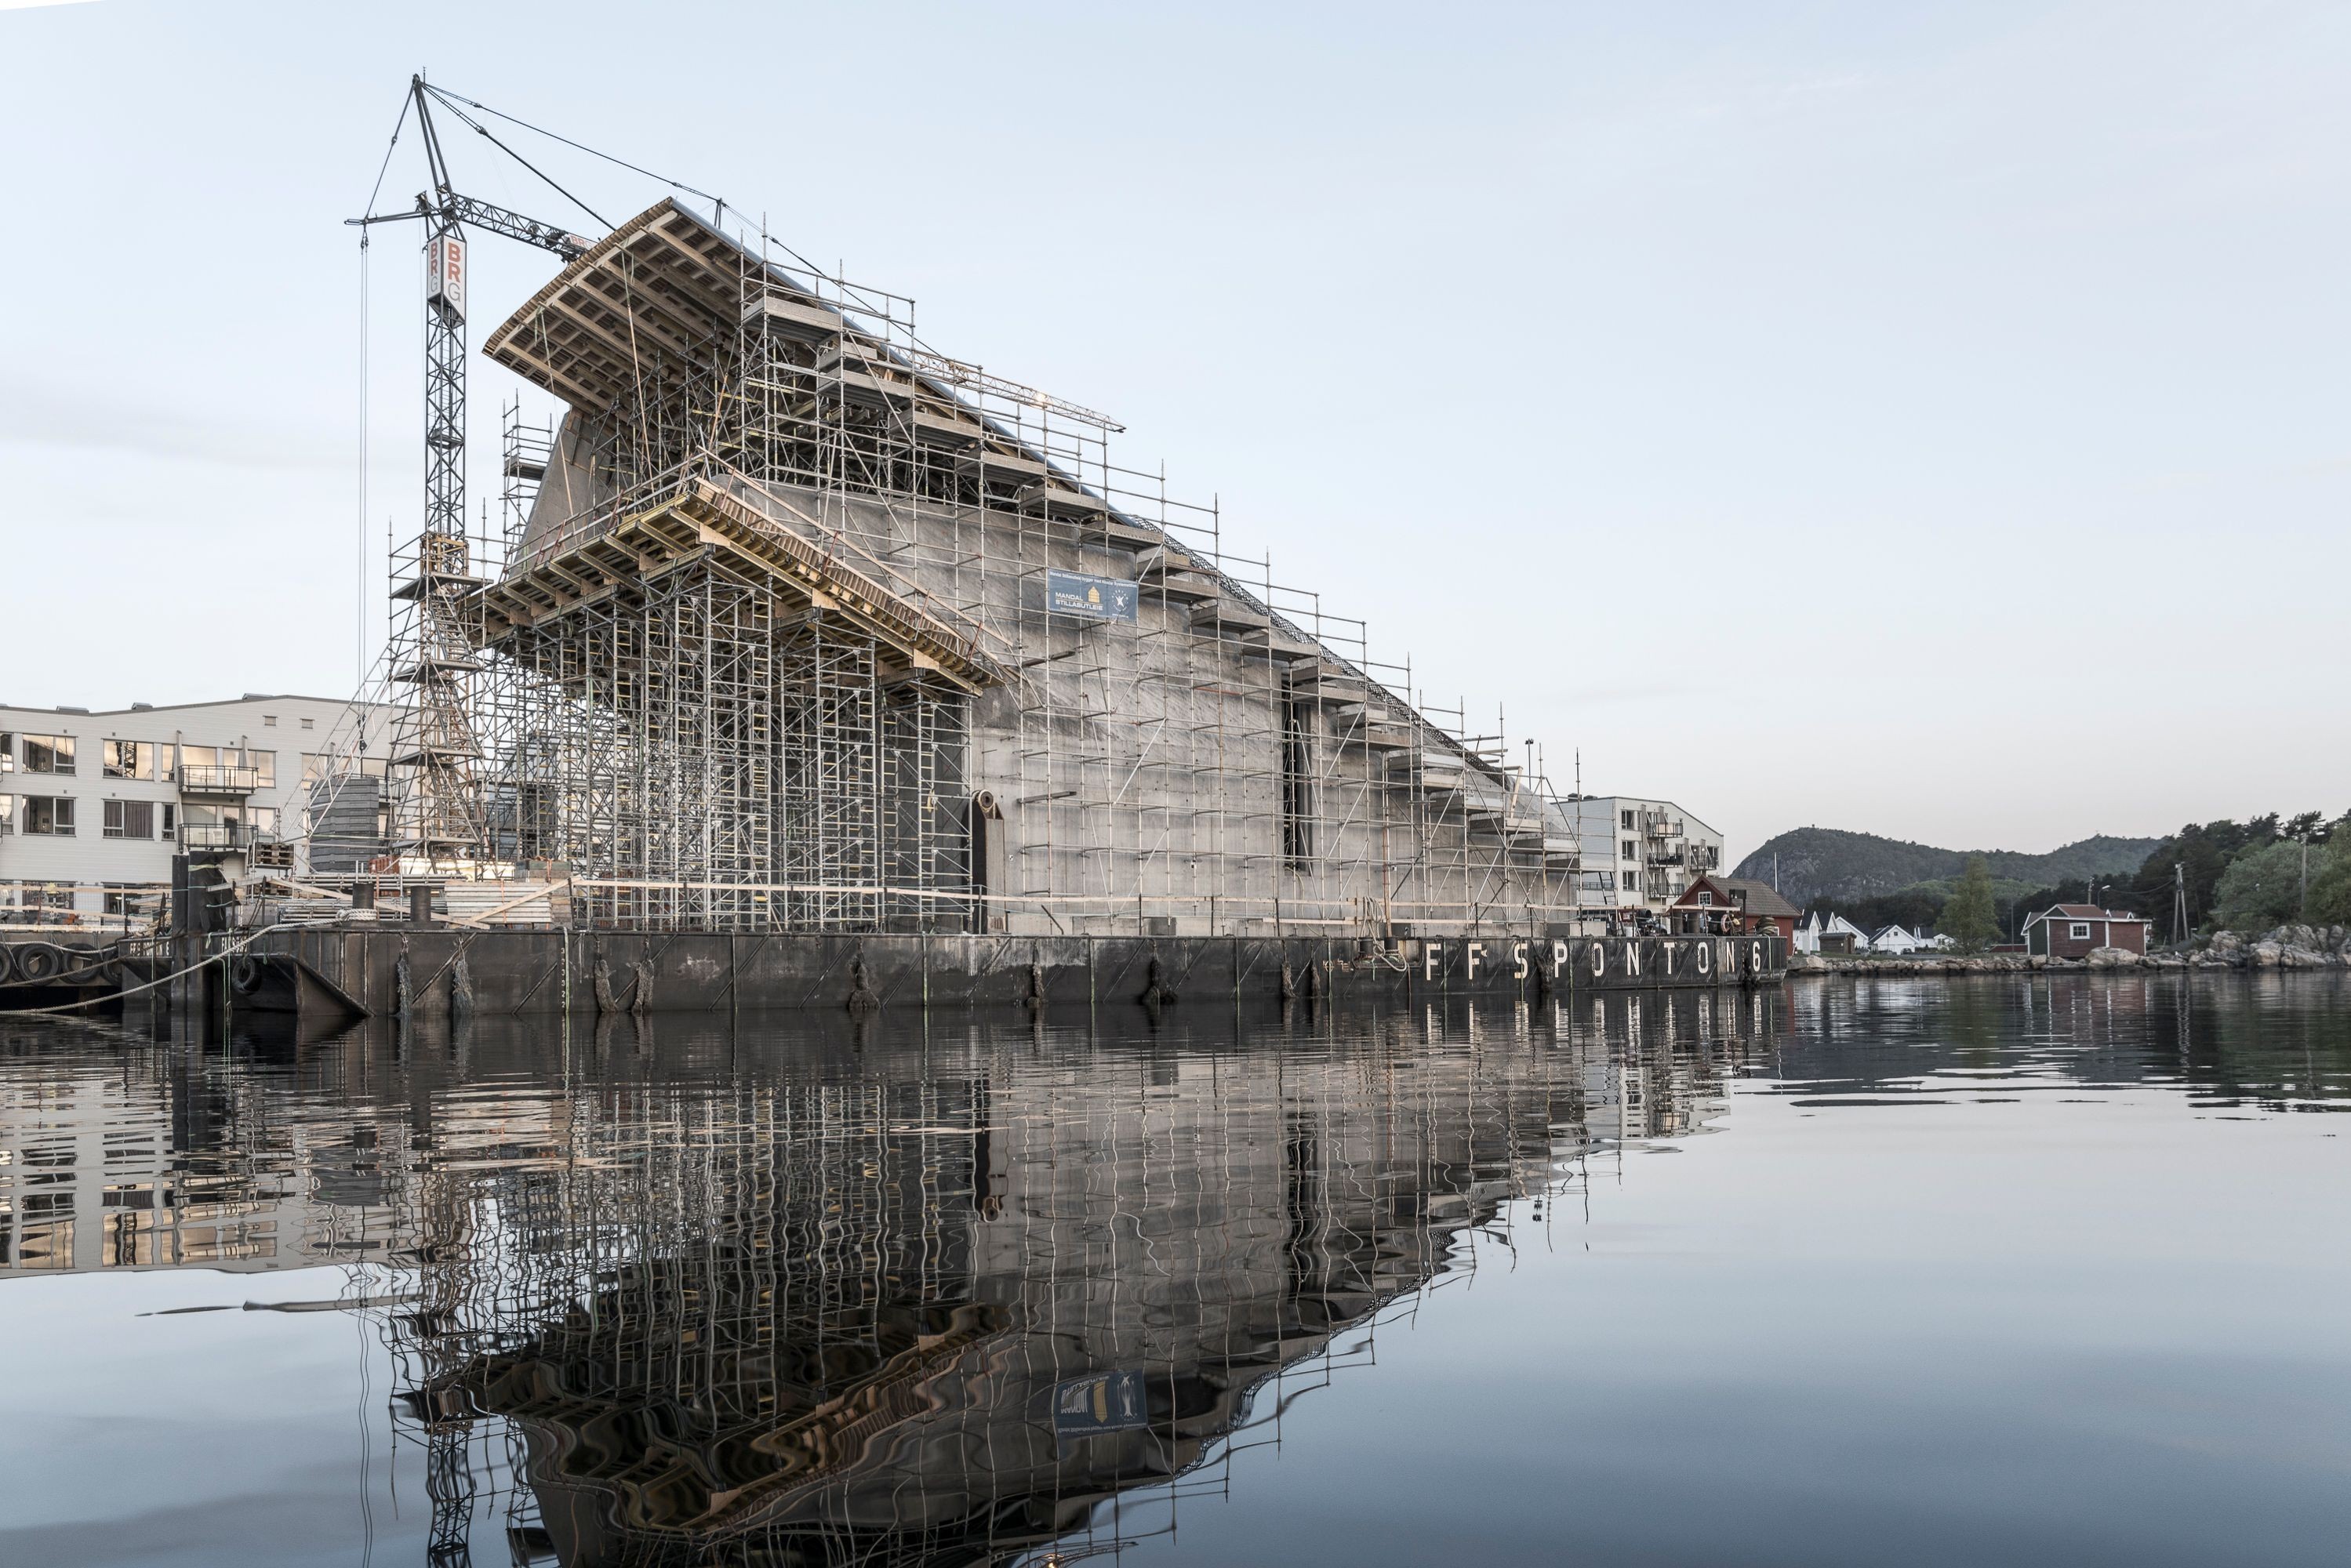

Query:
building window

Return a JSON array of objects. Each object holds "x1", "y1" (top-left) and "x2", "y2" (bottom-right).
[
  {"x1": 262, "y1": 716, "x2": 277, "y2": 728},
  {"x1": 0, "y1": 732, "x2": 13, "y2": 771},
  {"x1": 1621, "y1": 869, "x2": 1637, "y2": 891},
  {"x1": 24, "y1": 735, "x2": 74, "y2": 775},
  {"x1": 160, "y1": 804, "x2": 176, "y2": 842},
  {"x1": 1620, "y1": 809, "x2": 1635, "y2": 831},
  {"x1": 23, "y1": 797, "x2": 74, "y2": 836},
  {"x1": 2069, "y1": 922, "x2": 2091, "y2": 940},
  {"x1": 300, "y1": 717, "x2": 314, "y2": 730},
  {"x1": 1697, "y1": 891, "x2": 1712, "y2": 906},
  {"x1": 245, "y1": 750, "x2": 275, "y2": 789},
  {"x1": 0, "y1": 794, "x2": 13, "y2": 833},
  {"x1": 103, "y1": 739, "x2": 158, "y2": 780},
  {"x1": 1278, "y1": 693, "x2": 1314, "y2": 866},
  {"x1": 103, "y1": 800, "x2": 155, "y2": 839},
  {"x1": 1622, "y1": 839, "x2": 1637, "y2": 861}
]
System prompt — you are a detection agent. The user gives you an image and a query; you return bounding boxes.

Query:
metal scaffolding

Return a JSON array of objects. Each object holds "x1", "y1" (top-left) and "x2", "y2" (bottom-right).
[{"x1": 322, "y1": 197, "x2": 1597, "y2": 935}]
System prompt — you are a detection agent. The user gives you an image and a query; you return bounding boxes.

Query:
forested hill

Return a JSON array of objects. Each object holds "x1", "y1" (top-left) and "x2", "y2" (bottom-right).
[{"x1": 1731, "y1": 828, "x2": 2162, "y2": 908}]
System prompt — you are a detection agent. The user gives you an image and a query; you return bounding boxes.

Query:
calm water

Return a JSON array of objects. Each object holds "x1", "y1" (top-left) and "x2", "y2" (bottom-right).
[{"x1": 1, "y1": 977, "x2": 2346, "y2": 1567}]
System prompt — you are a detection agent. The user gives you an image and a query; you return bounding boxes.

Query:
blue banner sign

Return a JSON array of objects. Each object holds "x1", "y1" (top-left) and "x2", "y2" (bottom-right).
[
  {"x1": 1053, "y1": 1369, "x2": 1150, "y2": 1435},
  {"x1": 1047, "y1": 570, "x2": 1138, "y2": 622}
]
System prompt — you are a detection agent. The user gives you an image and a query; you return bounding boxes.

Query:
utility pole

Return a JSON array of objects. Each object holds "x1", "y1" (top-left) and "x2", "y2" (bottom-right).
[{"x1": 2172, "y1": 862, "x2": 2188, "y2": 946}]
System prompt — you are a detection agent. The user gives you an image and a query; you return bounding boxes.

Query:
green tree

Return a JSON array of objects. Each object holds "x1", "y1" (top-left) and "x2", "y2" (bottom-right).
[
  {"x1": 2303, "y1": 836, "x2": 2351, "y2": 926},
  {"x1": 2211, "y1": 839, "x2": 2309, "y2": 932},
  {"x1": 1937, "y1": 855, "x2": 1999, "y2": 952}
]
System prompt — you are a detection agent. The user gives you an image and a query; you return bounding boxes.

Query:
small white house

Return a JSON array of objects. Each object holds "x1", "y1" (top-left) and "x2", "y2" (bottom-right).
[{"x1": 1870, "y1": 924, "x2": 1931, "y2": 955}]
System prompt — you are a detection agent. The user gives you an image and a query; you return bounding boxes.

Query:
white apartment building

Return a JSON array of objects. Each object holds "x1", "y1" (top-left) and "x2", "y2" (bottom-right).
[
  {"x1": 0, "y1": 694, "x2": 392, "y2": 920},
  {"x1": 1570, "y1": 796, "x2": 1727, "y2": 916}
]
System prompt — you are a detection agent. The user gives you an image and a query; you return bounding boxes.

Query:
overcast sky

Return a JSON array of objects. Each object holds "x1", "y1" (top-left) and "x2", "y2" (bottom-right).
[{"x1": 2, "y1": 0, "x2": 2343, "y2": 860}]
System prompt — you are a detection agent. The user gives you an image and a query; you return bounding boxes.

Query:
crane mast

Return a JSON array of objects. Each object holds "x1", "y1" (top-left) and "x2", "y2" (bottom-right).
[{"x1": 351, "y1": 77, "x2": 590, "y2": 869}]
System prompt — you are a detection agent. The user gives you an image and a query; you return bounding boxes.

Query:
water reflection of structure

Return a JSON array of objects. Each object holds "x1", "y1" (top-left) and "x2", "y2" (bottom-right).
[{"x1": 0, "y1": 993, "x2": 1778, "y2": 1563}]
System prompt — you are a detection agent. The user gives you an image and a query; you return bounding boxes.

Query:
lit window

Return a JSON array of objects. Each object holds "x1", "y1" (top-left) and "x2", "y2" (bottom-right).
[
  {"x1": 23, "y1": 735, "x2": 74, "y2": 775},
  {"x1": 103, "y1": 739, "x2": 158, "y2": 780}
]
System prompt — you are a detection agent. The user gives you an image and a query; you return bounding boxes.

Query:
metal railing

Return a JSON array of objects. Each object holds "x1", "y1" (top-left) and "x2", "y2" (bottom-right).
[
  {"x1": 180, "y1": 823, "x2": 273, "y2": 851},
  {"x1": 177, "y1": 764, "x2": 260, "y2": 794}
]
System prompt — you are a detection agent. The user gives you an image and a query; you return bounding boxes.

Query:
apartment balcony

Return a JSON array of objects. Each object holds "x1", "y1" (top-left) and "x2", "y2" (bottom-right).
[
  {"x1": 177, "y1": 764, "x2": 259, "y2": 797},
  {"x1": 1645, "y1": 845, "x2": 1685, "y2": 867},
  {"x1": 180, "y1": 822, "x2": 271, "y2": 851}
]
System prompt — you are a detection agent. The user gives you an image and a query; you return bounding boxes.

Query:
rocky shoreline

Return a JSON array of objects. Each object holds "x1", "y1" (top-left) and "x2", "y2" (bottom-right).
[{"x1": 1787, "y1": 924, "x2": 2351, "y2": 977}]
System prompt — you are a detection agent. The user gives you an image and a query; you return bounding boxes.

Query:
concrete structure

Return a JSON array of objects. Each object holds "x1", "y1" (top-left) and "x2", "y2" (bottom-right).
[
  {"x1": 1670, "y1": 873, "x2": 1801, "y2": 940},
  {"x1": 2023, "y1": 904, "x2": 2152, "y2": 958},
  {"x1": 1569, "y1": 796, "x2": 1726, "y2": 916},
  {"x1": 331, "y1": 197, "x2": 1601, "y2": 938},
  {"x1": 0, "y1": 695, "x2": 393, "y2": 922},
  {"x1": 222, "y1": 924, "x2": 1786, "y2": 1029}
]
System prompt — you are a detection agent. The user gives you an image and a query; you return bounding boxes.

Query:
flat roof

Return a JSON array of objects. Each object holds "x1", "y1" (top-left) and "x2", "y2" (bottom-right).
[{"x1": 0, "y1": 695, "x2": 391, "y2": 719}]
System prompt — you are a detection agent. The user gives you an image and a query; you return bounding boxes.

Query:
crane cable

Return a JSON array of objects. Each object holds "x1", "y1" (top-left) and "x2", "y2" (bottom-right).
[
  {"x1": 419, "y1": 82, "x2": 722, "y2": 208},
  {"x1": 417, "y1": 86, "x2": 609, "y2": 230}
]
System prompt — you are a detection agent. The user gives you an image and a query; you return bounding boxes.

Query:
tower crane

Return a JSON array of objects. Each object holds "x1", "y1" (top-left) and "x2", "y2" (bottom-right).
[
  {"x1": 349, "y1": 74, "x2": 597, "y2": 866},
  {"x1": 345, "y1": 78, "x2": 601, "y2": 1565}
]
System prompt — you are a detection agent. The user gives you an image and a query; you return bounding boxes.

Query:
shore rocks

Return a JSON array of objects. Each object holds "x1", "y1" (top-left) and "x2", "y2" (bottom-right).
[
  {"x1": 1786, "y1": 931, "x2": 2349, "y2": 979},
  {"x1": 2250, "y1": 924, "x2": 2350, "y2": 968}
]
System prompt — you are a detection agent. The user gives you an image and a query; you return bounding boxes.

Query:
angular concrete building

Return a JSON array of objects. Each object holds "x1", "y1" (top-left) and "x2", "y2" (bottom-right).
[{"x1": 403, "y1": 199, "x2": 1590, "y2": 938}]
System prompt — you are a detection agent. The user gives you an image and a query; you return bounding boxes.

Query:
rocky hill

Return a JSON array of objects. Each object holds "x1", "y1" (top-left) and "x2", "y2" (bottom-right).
[{"x1": 1732, "y1": 827, "x2": 2161, "y2": 909}]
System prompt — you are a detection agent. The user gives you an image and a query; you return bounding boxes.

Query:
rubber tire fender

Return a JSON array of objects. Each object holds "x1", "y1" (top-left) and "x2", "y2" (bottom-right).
[{"x1": 13, "y1": 943, "x2": 64, "y2": 984}]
